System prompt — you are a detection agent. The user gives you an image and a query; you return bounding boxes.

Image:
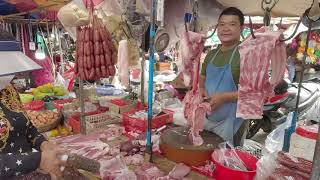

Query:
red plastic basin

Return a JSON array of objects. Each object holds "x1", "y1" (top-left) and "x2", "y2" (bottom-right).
[{"x1": 212, "y1": 149, "x2": 257, "y2": 180}]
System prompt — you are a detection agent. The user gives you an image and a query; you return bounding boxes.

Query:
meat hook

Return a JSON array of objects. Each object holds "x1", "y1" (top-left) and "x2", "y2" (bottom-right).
[
  {"x1": 248, "y1": 16, "x2": 256, "y2": 39},
  {"x1": 261, "y1": 0, "x2": 279, "y2": 12},
  {"x1": 203, "y1": 25, "x2": 217, "y2": 39},
  {"x1": 279, "y1": 15, "x2": 302, "y2": 42}
]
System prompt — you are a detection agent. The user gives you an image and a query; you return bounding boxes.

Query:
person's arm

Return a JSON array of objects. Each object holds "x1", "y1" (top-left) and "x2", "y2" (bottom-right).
[
  {"x1": 25, "y1": 115, "x2": 46, "y2": 151},
  {"x1": 221, "y1": 91, "x2": 238, "y2": 102},
  {"x1": 0, "y1": 152, "x2": 41, "y2": 177},
  {"x1": 199, "y1": 75, "x2": 205, "y2": 90}
]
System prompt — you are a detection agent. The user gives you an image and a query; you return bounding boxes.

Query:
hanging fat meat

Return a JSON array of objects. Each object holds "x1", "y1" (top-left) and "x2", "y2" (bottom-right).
[
  {"x1": 236, "y1": 27, "x2": 287, "y2": 119},
  {"x1": 117, "y1": 40, "x2": 130, "y2": 87},
  {"x1": 180, "y1": 31, "x2": 211, "y2": 146}
]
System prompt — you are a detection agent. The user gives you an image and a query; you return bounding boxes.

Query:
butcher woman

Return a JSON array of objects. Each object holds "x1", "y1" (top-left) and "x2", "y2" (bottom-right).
[
  {"x1": 0, "y1": 30, "x2": 66, "y2": 179},
  {"x1": 199, "y1": 7, "x2": 249, "y2": 146}
]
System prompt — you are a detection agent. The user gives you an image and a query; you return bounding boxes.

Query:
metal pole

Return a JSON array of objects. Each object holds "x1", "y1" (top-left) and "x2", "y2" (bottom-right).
[
  {"x1": 283, "y1": 21, "x2": 312, "y2": 152},
  {"x1": 140, "y1": 49, "x2": 145, "y2": 105},
  {"x1": 311, "y1": 123, "x2": 320, "y2": 180},
  {"x1": 146, "y1": 0, "x2": 156, "y2": 162},
  {"x1": 58, "y1": 30, "x2": 65, "y2": 74},
  {"x1": 79, "y1": 78, "x2": 86, "y2": 134}
]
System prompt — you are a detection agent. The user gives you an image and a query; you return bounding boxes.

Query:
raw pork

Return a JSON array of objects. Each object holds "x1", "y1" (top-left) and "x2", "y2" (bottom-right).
[
  {"x1": 135, "y1": 163, "x2": 166, "y2": 180},
  {"x1": 52, "y1": 125, "x2": 124, "y2": 161},
  {"x1": 237, "y1": 27, "x2": 287, "y2": 119},
  {"x1": 100, "y1": 156, "x2": 137, "y2": 180},
  {"x1": 180, "y1": 31, "x2": 211, "y2": 145},
  {"x1": 167, "y1": 163, "x2": 191, "y2": 179},
  {"x1": 117, "y1": 40, "x2": 130, "y2": 87}
]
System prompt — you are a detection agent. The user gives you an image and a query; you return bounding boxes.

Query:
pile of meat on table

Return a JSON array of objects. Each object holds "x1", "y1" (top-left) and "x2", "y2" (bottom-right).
[
  {"x1": 51, "y1": 125, "x2": 191, "y2": 180},
  {"x1": 267, "y1": 151, "x2": 312, "y2": 180},
  {"x1": 75, "y1": 12, "x2": 117, "y2": 81},
  {"x1": 179, "y1": 31, "x2": 211, "y2": 146}
]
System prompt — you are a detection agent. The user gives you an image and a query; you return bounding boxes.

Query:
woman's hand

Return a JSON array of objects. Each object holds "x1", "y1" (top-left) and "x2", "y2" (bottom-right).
[
  {"x1": 40, "y1": 141, "x2": 59, "y2": 152},
  {"x1": 40, "y1": 148, "x2": 67, "y2": 180}
]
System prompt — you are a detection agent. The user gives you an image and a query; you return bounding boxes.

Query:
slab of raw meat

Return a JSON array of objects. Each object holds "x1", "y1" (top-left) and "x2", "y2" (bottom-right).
[
  {"x1": 237, "y1": 27, "x2": 287, "y2": 119},
  {"x1": 100, "y1": 156, "x2": 137, "y2": 180},
  {"x1": 135, "y1": 163, "x2": 166, "y2": 180},
  {"x1": 167, "y1": 163, "x2": 191, "y2": 179},
  {"x1": 124, "y1": 154, "x2": 144, "y2": 166},
  {"x1": 179, "y1": 31, "x2": 211, "y2": 146},
  {"x1": 179, "y1": 31, "x2": 204, "y2": 87}
]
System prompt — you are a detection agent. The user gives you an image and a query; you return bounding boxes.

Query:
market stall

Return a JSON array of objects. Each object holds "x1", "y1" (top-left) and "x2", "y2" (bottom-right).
[{"x1": 0, "y1": 0, "x2": 319, "y2": 179}]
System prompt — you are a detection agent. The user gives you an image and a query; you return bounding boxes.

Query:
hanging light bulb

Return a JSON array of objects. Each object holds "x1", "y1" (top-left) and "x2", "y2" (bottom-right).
[{"x1": 35, "y1": 43, "x2": 45, "y2": 60}]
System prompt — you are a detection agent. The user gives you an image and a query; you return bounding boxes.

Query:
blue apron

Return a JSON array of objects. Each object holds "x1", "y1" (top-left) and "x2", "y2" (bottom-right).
[{"x1": 204, "y1": 47, "x2": 243, "y2": 143}]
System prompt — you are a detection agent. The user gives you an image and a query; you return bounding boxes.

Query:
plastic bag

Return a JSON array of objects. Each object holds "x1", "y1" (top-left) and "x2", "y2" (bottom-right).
[
  {"x1": 264, "y1": 112, "x2": 295, "y2": 154},
  {"x1": 216, "y1": 142, "x2": 248, "y2": 171},
  {"x1": 305, "y1": 95, "x2": 320, "y2": 122},
  {"x1": 236, "y1": 139, "x2": 263, "y2": 159},
  {"x1": 255, "y1": 152, "x2": 278, "y2": 180}
]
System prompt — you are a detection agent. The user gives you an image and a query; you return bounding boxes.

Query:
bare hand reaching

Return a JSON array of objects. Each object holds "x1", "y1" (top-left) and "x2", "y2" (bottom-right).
[{"x1": 40, "y1": 147, "x2": 67, "y2": 180}]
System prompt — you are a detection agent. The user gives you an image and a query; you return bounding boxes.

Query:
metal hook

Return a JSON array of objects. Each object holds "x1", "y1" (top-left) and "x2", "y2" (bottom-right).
[
  {"x1": 278, "y1": 17, "x2": 283, "y2": 28},
  {"x1": 261, "y1": 0, "x2": 279, "y2": 11},
  {"x1": 203, "y1": 25, "x2": 217, "y2": 39},
  {"x1": 248, "y1": 16, "x2": 256, "y2": 39},
  {"x1": 279, "y1": 15, "x2": 303, "y2": 42}
]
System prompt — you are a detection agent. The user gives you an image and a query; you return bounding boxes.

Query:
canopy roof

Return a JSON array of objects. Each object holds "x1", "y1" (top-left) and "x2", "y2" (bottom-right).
[{"x1": 216, "y1": 0, "x2": 313, "y2": 17}]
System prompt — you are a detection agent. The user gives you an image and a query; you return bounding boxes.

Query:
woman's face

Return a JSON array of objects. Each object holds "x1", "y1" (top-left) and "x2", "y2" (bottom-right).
[{"x1": 217, "y1": 15, "x2": 242, "y2": 44}]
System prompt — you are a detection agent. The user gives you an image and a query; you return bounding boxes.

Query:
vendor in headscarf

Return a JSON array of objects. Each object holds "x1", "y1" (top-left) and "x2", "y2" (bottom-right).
[{"x1": 0, "y1": 30, "x2": 66, "y2": 179}]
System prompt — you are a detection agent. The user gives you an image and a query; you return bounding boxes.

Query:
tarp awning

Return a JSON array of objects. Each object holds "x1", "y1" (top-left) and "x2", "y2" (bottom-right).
[{"x1": 216, "y1": 0, "x2": 313, "y2": 17}]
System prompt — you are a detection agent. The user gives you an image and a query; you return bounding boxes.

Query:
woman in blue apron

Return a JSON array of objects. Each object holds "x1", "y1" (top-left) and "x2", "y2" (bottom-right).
[{"x1": 200, "y1": 7, "x2": 248, "y2": 146}]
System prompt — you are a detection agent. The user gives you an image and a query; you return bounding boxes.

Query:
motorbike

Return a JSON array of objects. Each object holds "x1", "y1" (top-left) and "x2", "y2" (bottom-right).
[{"x1": 246, "y1": 77, "x2": 320, "y2": 139}]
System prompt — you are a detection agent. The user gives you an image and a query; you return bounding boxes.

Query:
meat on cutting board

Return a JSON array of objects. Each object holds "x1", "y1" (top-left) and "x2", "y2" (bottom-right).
[
  {"x1": 237, "y1": 27, "x2": 287, "y2": 119},
  {"x1": 180, "y1": 31, "x2": 211, "y2": 146}
]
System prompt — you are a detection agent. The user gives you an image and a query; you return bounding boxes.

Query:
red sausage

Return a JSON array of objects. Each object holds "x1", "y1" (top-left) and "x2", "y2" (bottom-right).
[
  {"x1": 95, "y1": 55, "x2": 100, "y2": 67},
  {"x1": 104, "y1": 53, "x2": 111, "y2": 66},
  {"x1": 94, "y1": 42, "x2": 100, "y2": 55},
  {"x1": 96, "y1": 67, "x2": 102, "y2": 78},
  {"x1": 108, "y1": 65, "x2": 116, "y2": 76},
  {"x1": 101, "y1": 66, "x2": 107, "y2": 77}
]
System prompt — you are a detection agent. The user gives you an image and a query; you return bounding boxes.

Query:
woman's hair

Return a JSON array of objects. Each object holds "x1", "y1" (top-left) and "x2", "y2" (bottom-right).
[
  {"x1": 0, "y1": 29, "x2": 15, "y2": 41},
  {"x1": 219, "y1": 7, "x2": 245, "y2": 26}
]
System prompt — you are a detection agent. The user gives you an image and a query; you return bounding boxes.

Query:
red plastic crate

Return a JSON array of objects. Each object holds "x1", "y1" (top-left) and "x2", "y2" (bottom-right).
[
  {"x1": 24, "y1": 100, "x2": 45, "y2": 111},
  {"x1": 122, "y1": 109, "x2": 173, "y2": 133},
  {"x1": 67, "y1": 108, "x2": 108, "y2": 134},
  {"x1": 53, "y1": 99, "x2": 74, "y2": 111}
]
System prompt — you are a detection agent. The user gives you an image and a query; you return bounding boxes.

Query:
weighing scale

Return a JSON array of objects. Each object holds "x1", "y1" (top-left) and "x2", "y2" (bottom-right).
[{"x1": 160, "y1": 126, "x2": 223, "y2": 166}]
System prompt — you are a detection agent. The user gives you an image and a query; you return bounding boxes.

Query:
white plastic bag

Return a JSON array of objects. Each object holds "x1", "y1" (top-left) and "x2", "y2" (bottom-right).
[
  {"x1": 305, "y1": 95, "x2": 320, "y2": 122},
  {"x1": 255, "y1": 152, "x2": 278, "y2": 180},
  {"x1": 57, "y1": 0, "x2": 89, "y2": 27},
  {"x1": 264, "y1": 112, "x2": 295, "y2": 154},
  {"x1": 58, "y1": 0, "x2": 90, "y2": 40}
]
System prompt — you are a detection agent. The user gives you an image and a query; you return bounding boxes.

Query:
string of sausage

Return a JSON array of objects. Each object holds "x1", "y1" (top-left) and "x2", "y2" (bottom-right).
[{"x1": 75, "y1": 5, "x2": 117, "y2": 81}]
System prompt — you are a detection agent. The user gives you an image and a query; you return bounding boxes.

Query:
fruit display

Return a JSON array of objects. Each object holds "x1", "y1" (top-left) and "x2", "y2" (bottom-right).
[
  {"x1": 19, "y1": 94, "x2": 34, "y2": 104},
  {"x1": 32, "y1": 83, "x2": 67, "y2": 100},
  {"x1": 47, "y1": 126, "x2": 71, "y2": 138},
  {"x1": 26, "y1": 110, "x2": 60, "y2": 129}
]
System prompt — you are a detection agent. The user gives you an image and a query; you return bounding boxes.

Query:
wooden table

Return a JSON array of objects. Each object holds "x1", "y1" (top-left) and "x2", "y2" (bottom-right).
[{"x1": 80, "y1": 135, "x2": 212, "y2": 180}]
